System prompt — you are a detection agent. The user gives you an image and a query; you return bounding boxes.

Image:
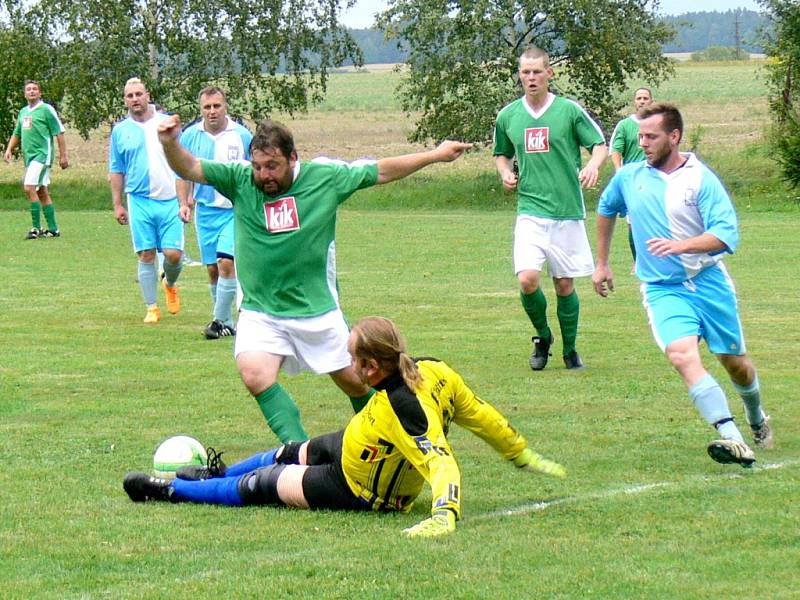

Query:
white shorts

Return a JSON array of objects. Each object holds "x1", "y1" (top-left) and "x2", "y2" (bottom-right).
[
  {"x1": 23, "y1": 161, "x2": 50, "y2": 188},
  {"x1": 513, "y1": 215, "x2": 594, "y2": 278},
  {"x1": 234, "y1": 308, "x2": 353, "y2": 376}
]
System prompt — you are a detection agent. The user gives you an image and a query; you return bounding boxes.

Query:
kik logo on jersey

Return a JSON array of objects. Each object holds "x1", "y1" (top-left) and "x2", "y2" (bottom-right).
[
  {"x1": 264, "y1": 197, "x2": 300, "y2": 233},
  {"x1": 22, "y1": 116, "x2": 33, "y2": 129},
  {"x1": 525, "y1": 127, "x2": 550, "y2": 153}
]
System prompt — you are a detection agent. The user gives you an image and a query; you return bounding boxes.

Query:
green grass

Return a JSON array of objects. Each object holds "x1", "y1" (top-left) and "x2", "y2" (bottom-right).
[
  {"x1": 1, "y1": 59, "x2": 798, "y2": 598},
  {"x1": 1, "y1": 209, "x2": 798, "y2": 599}
]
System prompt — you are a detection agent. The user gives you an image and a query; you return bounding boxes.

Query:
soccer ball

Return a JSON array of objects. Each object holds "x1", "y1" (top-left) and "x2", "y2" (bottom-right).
[{"x1": 153, "y1": 435, "x2": 207, "y2": 479}]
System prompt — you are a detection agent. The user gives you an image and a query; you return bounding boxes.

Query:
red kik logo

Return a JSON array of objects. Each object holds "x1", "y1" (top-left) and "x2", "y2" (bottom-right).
[
  {"x1": 525, "y1": 127, "x2": 550, "y2": 153},
  {"x1": 264, "y1": 197, "x2": 300, "y2": 233}
]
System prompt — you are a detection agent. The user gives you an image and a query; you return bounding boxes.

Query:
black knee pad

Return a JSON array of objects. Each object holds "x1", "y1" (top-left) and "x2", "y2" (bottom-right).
[
  {"x1": 237, "y1": 464, "x2": 286, "y2": 506},
  {"x1": 277, "y1": 442, "x2": 303, "y2": 465}
]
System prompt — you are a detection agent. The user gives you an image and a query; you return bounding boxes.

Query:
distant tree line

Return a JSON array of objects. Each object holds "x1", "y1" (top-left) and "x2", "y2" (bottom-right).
[{"x1": 346, "y1": 9, "x2": 768, "y2": 66}]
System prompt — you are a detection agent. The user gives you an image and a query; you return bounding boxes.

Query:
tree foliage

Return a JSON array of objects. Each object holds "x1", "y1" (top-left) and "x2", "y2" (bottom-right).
[
  {"x1": 0, "y1": 2, "x2": 65, "y2": 147},
  {"x1": 1, "y1": 0, "x2": 362, "y2": 140},
  {"x1": 760, "y1": 0, "x2": 800, "y2": 187},
  {"x1": 376, "y1": 0, "x2": 674, "y2": 144}
]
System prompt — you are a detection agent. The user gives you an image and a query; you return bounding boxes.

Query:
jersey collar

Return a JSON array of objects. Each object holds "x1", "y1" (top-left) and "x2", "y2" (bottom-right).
[{"x1": 522, "y1": 92, "x2": 555, "y2": 119}]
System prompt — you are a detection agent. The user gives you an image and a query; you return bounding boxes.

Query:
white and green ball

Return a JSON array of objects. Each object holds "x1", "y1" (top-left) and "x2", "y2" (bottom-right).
[{"x1": 153, "y1": 435, "x2": 207, "y2": 479}]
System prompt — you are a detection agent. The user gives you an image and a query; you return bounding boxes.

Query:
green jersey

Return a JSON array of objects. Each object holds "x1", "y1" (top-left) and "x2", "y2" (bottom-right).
[
  {"x1": 493, "y1": 94, "x2": 604, "y2": 219},
  {"x1": 12, "y1": 101, "x2": 65, "y2": 167},
  {"x1": 202, "y1": 157, "x2": 379, "y2": 318},
  {"x1": 610, "y1": 115, "x2": 645, "y2": 164}
]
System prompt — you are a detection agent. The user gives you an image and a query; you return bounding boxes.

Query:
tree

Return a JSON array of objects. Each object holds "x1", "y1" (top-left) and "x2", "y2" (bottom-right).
[
  {"x1": 760, "y1": 0, "x2": 800, "y2": 187},
  {"x1": 376, "y1": 0, "x2": 674, "y2": 144},
  {"x1": 0, "y1": 2, "x2": 65, "y2": 146},
  {"x1": 14, "y1": 0, "x2": 362, "y2": 137}
]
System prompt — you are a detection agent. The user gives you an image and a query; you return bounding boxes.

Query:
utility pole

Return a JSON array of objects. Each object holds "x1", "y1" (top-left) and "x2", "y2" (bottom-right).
[{"x1": 734, "y1": 9, "x2": 742, "y2": 60}]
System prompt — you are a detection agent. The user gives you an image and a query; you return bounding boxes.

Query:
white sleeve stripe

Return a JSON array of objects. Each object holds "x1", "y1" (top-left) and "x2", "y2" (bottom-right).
[{"x1": 564, "y1": 98, "x2": 605, "y2": 140}]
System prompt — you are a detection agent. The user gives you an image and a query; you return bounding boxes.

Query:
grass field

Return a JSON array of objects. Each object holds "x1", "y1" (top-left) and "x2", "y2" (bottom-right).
[{"x1": 1, "y1": 61, "x2": 799, "y2": 599}]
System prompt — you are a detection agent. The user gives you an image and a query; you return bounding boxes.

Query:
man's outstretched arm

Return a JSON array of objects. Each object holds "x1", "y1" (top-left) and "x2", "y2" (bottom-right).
[{"x1": 376, "y1": 140, "x2": 472, "y2": 185}]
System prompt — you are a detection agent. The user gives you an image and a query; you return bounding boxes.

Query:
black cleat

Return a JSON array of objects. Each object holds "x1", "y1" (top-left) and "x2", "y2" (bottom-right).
[
  {"x1": 25, "y1": 228, "x2": 41, "y2": 240},
  {"x1": 563, "y1": 350, "x2": 586, "y2": 370},
  {"x1": 40, "y1": 229, "x2": 61, "y2": 238},
  {"x1": 204, "y1": 319, "x2": 236, "y2": 340},
  {"x1": 123, "y1": 472, "x2": 175, "y2": 502},
  {"x1": 176, "y1": 447, "x2": 227, "y2": 481},
  {"x1": 529, "y1": 333, "x2": 553, "y2": 371}
]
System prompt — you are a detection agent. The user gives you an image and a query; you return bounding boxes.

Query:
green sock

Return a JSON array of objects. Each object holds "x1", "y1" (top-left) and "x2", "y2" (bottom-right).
[
  {"x1": 42, "y1": 203, "x2": 58, "y2": 231},
  {"x1": 255, "y1": 384, "x2": 308, "y2": 443},
  {"x1": 557, "y1": 291, "x2": 580, "y2": 356},
  {"x1": 30, "y1": 201, "x2": 42, "y2": 230},
  {"x1": 349, "y1": 388, "x2": 376, "y2": 413},
  {"x1": 520, "y1": 289, "x2": 551, "y2": 339}
]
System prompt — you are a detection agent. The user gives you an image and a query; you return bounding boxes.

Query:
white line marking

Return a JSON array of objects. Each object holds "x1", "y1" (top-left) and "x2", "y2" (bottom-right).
[{"x1": 474, "y1": 459, "x2": 799, "y2": 521}]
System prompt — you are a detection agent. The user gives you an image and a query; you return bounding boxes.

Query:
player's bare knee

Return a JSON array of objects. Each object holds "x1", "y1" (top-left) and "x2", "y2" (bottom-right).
[
  {"x1": 275, "y1": 466, "x2": 309, "y2": 508},
  {"x1": 162, "y1": 248, "x2": 182, "y2": 264},
  {"x1": 517, "y1": 271, "x2": 539, "y2": 294},
  {"x1": 553, "y1": 277, "x2": 574, "y2": 296}
]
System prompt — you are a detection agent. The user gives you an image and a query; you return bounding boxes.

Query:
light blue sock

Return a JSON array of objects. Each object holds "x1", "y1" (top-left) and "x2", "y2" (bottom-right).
[
  {"x1": 209, "y1": 283, "x2": 218, "y2": 303},
  {"x1": 171, "y1": 475, "x2": 244, "y2": 506},
  {"x1": 137, "y1": 261, "x2": 158, "y2": 306},
  {"x1": 225, "y1": 448, "x2": 280, "y2": 477},
  {"x1": 214, "y1": 276, "x2": 238, "y2": 326},
  {"x1": 732, "y1": 375, "x2": 765, "y2": 427},
  {"x1": 162, "y1": 256, "x2": 183, "y2": 287},
  {"x1": 689, "y1": 374, "x2": 743, "y2": 442}
]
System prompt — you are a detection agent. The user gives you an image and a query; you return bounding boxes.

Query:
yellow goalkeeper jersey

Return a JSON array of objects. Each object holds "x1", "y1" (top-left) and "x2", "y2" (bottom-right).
[{"x1": 340, "y1": 358, "x2": 527, "y2": 520}]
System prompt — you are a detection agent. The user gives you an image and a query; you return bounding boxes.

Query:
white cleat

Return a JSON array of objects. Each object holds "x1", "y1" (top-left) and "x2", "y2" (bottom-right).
[{"x1": 707, "y1": 439, "x2": 756, "y2": 468}]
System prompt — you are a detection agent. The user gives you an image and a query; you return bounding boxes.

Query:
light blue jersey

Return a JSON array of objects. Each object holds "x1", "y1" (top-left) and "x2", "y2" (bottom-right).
[
  {"x1": 598, "y1": 153, "x2": 738, "y2": 284},
  {"x1": 180, "y1": 117, "x2": 252, "y2": 209},
  {"x1": 109, "y1": 111, "x2": 177, "y2": 201}
]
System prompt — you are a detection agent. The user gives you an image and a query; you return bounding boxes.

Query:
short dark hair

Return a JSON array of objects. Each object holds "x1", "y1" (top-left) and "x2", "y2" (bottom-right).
[
  {"x1": 250, "y1": 119, "x2": 295, "y2": 161},
  {"x1": 24, "y1": 79, "x2": 40, "y2": 90},
  {"x1": 638, "y1": 102, "x2": 683, "y2": 140},
  {"x1": 198, "y1": 86, "x2": 226, "y2": 102},
  {"x1": 519, "y1": 46, "x2": 550, "y2": 68},
  {"x1": 634, "y1": 87, "x2": 652, "y2": 99}
]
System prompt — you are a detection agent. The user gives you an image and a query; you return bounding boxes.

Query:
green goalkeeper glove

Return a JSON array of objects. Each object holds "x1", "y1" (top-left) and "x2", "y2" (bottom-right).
[
  {"x1": 402, "y1": 510, "x2": 456, "y2": 538},
  {"x1": 513, "y1": 448, "x2": 567, "y2": 478}
]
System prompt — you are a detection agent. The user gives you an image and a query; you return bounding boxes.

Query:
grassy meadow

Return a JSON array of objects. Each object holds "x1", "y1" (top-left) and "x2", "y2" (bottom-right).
[{"x1": 1, "y1": 61, "x2": 799, "y2": 599}]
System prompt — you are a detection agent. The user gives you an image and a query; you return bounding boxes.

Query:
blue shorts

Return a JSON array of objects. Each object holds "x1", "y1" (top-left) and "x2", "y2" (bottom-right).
[
  {"x1": 128, "y1": 194, "x2": 184, "y2": 253},
  {"x1": 194, "y1": 203, "x2": 235, "y2": 264},
  {"x1": 642, "y1": 264, "x2": 746, "y2": 355}
]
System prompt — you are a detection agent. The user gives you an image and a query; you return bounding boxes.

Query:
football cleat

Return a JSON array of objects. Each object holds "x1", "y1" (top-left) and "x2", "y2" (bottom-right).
[
  {"x1": 162, "y1": 279, "x2": 181, "y2": 314},
  {"x1": 529, "y1": 333, "x2": 553, "y2": 371},
  {"x1": 25, "y1": 228, "x2": 41, "y2": 240},
  {"x1": 203, "y1": 319, "x2": 236, "y2": 340},
  {"x1": 40, "y1": 229, "x2": 61, "y2": 238},
  {"x1": 563, "y1": 350, "x2": 586, "y2": 370},
  {"x1": 750, "y1": 415, "x2": 774, "y2": 450},
  {"x1": 123, "y1": 472, "x2": 175, "y2": 502},
  {"x1": 143, "y1": 306, "x2": 161, "y2": 324},
  {"x1": 176, "y1": 447, "x2": 227, "y2": 481},
  {"x1": 707, "y1": 439, "x2": 756, "y2": 468}
]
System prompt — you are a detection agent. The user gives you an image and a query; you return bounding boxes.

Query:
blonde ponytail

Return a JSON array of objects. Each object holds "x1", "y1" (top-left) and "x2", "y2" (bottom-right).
[{"x1": 351, "y1": 317, "x2": 422, "y2": 392}]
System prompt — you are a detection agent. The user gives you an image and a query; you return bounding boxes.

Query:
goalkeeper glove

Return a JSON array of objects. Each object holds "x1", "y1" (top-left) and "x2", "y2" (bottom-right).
[
  {"x1": 513, "y1": 448, "x2": 567, "y2": 478},
  {"x1": 402, "y1": 510, "x2": 456, "y2": 538}
]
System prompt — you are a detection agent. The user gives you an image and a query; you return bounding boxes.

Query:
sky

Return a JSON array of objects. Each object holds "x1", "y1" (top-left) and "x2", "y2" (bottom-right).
[{"x1": 339, "y1": 0, "x2": 762, "y2": 29}]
